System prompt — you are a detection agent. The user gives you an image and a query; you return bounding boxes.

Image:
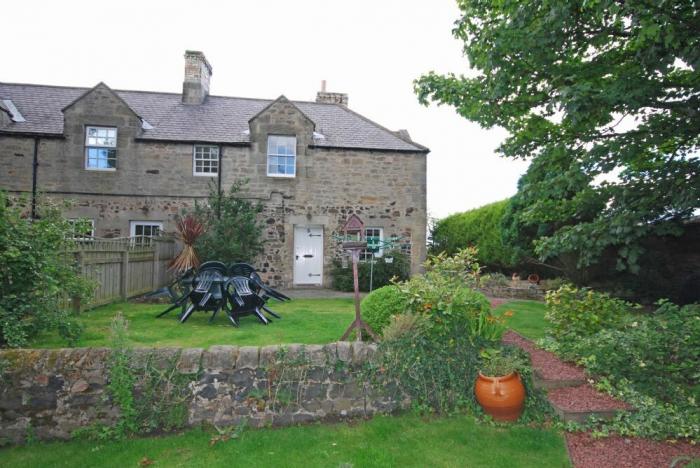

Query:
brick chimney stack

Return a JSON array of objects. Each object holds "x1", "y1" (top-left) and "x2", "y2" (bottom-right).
[
  {"x1": 316, "y1": 80, "x2": 348, "y2": 106},
  {"x1": 182, "y1": 51, "x2": 213, "y2": 105}
]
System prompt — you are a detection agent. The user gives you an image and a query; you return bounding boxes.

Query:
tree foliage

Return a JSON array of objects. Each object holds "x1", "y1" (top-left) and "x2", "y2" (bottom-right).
[
  {"x1": 416, "y1": 0, "x2": 700, "y2": 272},
  {"x1": 431, "y1": 199, "x2": 516, "y2": 270},
  {"x1": 0, "y1": 193, "x2": 93, "y2": 348},
  {"x1": 192, "y1": 180, "x2": 265, "y2": 264}
]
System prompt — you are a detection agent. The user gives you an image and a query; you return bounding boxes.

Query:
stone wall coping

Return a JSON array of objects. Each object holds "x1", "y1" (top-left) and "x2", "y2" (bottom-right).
[{"x1": 0, "y1": 342, "x2": 380, "y2": 373}]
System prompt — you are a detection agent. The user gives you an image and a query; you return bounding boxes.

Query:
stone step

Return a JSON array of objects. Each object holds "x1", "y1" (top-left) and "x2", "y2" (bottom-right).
[{"x1": 546, "y1": 384, "x2": 632, "y2": 423}]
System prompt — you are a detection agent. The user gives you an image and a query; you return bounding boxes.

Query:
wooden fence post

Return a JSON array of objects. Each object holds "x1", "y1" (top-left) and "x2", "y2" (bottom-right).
[
  {"x1": 120, "y1": 248, "x2": 129, "y2": 301},
  {"x1": 72, "y1": 250, "x2": 84, "y2": 312},
  {"x1": 152, "y1": 241, "x2": 160, "y2": 290}
]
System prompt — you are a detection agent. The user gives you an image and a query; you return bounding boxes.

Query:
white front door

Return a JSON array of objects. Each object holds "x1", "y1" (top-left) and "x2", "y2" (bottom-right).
[{"x1": 293, "y1": 225, "x2": 324, "y2": 285}]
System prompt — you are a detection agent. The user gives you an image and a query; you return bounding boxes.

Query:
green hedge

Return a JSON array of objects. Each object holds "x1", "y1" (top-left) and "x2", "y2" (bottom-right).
[{"x1": 430, "y1": 199, "x2": 516, "y2": 270}]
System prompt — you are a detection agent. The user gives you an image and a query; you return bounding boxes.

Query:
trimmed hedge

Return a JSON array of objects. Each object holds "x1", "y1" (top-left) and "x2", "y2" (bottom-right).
[
  {"x1": 360, "y1": 285, "x2": 407, "y2": 336},
  {"x1": 430, "y1": 199, "x2": 516, "y2": 270}
]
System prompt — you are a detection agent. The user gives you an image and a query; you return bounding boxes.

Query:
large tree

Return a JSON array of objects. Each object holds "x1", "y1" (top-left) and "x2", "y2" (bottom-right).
[{"x1": 416, "y1": 0, "x2": 700, "y2": 272}]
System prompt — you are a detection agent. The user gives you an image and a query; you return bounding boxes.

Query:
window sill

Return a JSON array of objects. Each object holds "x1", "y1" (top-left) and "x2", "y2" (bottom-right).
[
  {"x1": 267, "y1": 173, "x2": 296, "y2": 178},
  {"x1": 193, "y1": 172, "x2": 218, "y2": 177},
  {"x1": 85, "y1": 167, "x2": 117, "y2": 172}
]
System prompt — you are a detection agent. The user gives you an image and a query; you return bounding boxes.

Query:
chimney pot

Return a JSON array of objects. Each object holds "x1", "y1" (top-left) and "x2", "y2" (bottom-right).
[
  {"x1": 321, "y1": 80, "x2": 327, "y2": 92},
  {"x1": 182, "y1": 50, "x2": 213, "y2": 105}
]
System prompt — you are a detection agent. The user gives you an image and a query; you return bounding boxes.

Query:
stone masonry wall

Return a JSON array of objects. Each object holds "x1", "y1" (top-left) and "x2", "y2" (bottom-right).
[
  {"x1": 0, "y1": 342, "x2": 403, "y2": 444},
  {"x1": 0, "y1": 88, "x2": 427, "y2": 287}
]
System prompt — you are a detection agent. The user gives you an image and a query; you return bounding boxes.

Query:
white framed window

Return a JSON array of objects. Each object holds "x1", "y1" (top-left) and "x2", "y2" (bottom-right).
[
  {"x1": 67, "y1": 218, "x2": 95, "y2": 239},
  {"x1": 267, "y1": 135, "x2": 296, "y2": 177},
  {"x1": 130, "y1": 221, "x2": 163, "y2": 245},
  {"x1": 360, "y1": 227, "x2": 383, "y2": 261},
  {"x1": 85, "y1": 126, "x2": 117, "y2": 170},
  {"x1": 193, "y1": 145, "x2": 219, "y2": 176}
]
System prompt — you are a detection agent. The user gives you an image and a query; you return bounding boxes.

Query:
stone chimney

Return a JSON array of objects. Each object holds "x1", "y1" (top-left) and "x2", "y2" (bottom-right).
[
  {"x1": 316, "y1": 80, "x2": 348, "y2": 106},
  {"x1": 182, "y1": 50, "x2": 213, "y2": 105}
]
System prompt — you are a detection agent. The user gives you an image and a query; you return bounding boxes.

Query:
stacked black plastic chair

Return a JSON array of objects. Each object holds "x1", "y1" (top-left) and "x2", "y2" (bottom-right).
[
  {"x1": 226, "y1": 262, "x2": 291, "y2": 325},
  {"x1": 156, "y1": 261, "x2": 291, "y2": 327}
]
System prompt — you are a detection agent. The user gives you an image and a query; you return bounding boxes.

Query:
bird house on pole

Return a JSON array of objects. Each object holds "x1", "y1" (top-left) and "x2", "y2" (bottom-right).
[
  {"x1": 340, "y1": 214, "x2": 367, "y2": 251},
  {"x1": 338, "y1": 214, "x2": 378, "y2": 342}
]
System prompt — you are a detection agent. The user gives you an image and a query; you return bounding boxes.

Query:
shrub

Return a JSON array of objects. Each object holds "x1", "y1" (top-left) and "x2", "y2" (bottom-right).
[
  {"x1": 573, "y1": 301, "x2": 699, "y2": 405},
  {"x1": 542, "y1": 287, "x2": 700, "y2": 440},
  {"x1": 360, "y1": 285, "x2": 407, "y2": 336},
  {"x1": 480, "y1": 272, "x2": 509, "y2": 289},
  {"x1": 0, "y1": 194, "x2": 92, "y2": 348},
  {"x1": 393, "y1": 248, "x2": 506, "y2": 343},
  {"x1": 192, "y1": 179, "x2": 264, "y2": 264},
  {"x1": 544, "y1": 284, "x2": 636, "y2": 347},
  {"x1": 330, "y1": 250, "x2": 410, "y2": 292}
]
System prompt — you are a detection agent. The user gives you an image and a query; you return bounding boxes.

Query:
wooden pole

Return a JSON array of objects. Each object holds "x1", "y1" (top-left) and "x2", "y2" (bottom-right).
[{"x1": 340, "y1": 249, "x2": 379, "y2": 342}]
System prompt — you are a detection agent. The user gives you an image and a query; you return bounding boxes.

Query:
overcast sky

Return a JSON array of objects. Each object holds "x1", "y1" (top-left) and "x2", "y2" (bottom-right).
[{"x1": 3, "y1": 0, "x2": 529, "y2": 220}]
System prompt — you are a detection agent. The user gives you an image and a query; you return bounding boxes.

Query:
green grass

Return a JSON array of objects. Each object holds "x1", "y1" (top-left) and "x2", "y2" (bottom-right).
[
  {"x1": 0, "y1": 414, "x2": 570, "y2": 468},
  {"x1": 31, "y1": 299, "x2": 356, "y2": 348},
  {"x1": 498, "y1": 300, "x2": 549, "y2": 340},
  {"x1": 30, "y1": 297, "x2": 550, "y2": 349}
]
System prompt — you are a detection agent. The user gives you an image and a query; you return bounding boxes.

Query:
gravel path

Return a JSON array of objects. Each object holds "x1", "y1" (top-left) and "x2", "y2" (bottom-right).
[
  {"x1": 501, "y1": 328, "x2": 699, "y2": 467},
  {"x1": 566, "y1": 432, "x2": 700, "y2": 468},
  {"x1": 502, "y1": 330, "x2": 586, "y2": 381}
]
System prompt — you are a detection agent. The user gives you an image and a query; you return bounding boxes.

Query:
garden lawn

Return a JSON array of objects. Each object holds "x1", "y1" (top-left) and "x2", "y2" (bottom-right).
[
  {"x1": 497, "y1": 300, "x2": 548, "y2": 340},
  {"x1": 0, "y1": 414, "x2": 570, "y2": 468},
  {"x1": 31, "y1": 299, "x2": 356, "y2": 349}
]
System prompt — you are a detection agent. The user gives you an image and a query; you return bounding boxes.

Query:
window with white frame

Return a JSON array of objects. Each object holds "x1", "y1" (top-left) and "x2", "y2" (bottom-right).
[
  {"x1": 85, "y1": 126, "x2": 117, "y2": 170},
  {"x1": 267, "y1": 135, "x2": 296, "y2": 177},
  {"x1": 130, "y1": 221, "x2": 162, "y2": 245},
  {"x1": 193, "y1": 145, "x2": 219, "y2": 176},
  {"x1": 360, "y1": 227, "x2": 383, "y2": 261},
  {"x1": 67, "y1": 218, "x2": 95, "y2": 239}
]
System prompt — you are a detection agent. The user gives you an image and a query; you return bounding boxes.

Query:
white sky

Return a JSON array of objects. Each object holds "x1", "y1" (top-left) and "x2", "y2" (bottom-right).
[{"x1": 2, "y1": 0, "x2": 529, "y2": 220}]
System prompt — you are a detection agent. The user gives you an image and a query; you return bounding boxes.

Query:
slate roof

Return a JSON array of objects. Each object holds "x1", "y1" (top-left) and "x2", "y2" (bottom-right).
[{"x1": 0, "y1": 82, "x2": 428, "y2": 152}]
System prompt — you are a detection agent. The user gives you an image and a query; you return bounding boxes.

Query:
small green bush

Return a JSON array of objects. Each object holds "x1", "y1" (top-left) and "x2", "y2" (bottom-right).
[
  {"x1": 331, "y1": 250, "x2": 410, "y2": 292},
  {"x1": 361, "y1": 285, "x2": 407, "y2": 335},
  {"x1": 545, "y1": 284, "x2": 635, "y2": 347}
]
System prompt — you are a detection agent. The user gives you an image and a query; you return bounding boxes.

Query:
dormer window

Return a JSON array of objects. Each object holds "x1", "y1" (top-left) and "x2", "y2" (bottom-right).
[
  {"x1": 193, "y1": 145, "x2": 219, "y2": 176},
  {"x1": 267, "y1": 135, "x2": 296, "y2": 177},
  {"x1": 85, "y1": 126, "x2": 117, "y2": 170}
]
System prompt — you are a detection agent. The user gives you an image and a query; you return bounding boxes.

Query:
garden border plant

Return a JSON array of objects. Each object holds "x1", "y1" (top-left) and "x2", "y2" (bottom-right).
[
  {"x1": 74, "y1": 313, "x2": 199, "y2": 441},
  {"x1": 542, "y1": 286, "x2": 700, "y2": 441},
  {"x1": 360, "y1": 248, "x2": 555, "y2": 424}
]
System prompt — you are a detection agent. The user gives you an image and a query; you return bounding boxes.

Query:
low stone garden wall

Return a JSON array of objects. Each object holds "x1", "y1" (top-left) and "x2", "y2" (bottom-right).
[
  {"x1": 0, "y1": 342, "x2": 404, "y2": 444},
  {"x1": 478, "y1": 285, "x2": 546, "y2": 300}
]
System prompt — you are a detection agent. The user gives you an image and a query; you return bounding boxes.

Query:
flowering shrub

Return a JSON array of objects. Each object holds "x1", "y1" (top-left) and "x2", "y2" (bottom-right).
[{"x1": 393, "y1": 248, "x2": 506, "y2": 342}]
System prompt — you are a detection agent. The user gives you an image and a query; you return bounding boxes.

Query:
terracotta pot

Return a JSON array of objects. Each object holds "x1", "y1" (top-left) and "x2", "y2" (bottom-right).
[{"x1": 474, "y1": 371, "x2": 526, "y2": 422}]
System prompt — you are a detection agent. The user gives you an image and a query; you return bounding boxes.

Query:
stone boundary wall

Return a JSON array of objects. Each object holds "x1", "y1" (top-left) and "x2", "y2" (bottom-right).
[
  {"x1": 0, "y1": 342, "x2": 403, "y2": 444},
  {"x1": 478, "y1": 286, "x2": 546, "y2": 300}
]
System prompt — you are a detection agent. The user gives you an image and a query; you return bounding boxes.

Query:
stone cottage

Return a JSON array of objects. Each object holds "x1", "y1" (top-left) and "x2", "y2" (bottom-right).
[{"x1": 0, "y1": 51, "x2": 428, "y2": 287}]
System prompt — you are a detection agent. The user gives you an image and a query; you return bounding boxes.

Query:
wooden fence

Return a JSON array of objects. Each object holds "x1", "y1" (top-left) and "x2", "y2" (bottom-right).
[{"x1": 69, "y1": 237, "x2": 178, "y2": 308}]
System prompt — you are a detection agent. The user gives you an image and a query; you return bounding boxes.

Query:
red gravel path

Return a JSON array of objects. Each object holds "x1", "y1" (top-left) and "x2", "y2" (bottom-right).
[
  {"x1": 502, "y1": 330, "x2": 587, "y2": 382},
  {"x1": 566, "y1": 432, "x2": 700, "y2": 468},
  {"x1": 548, "y1": 384, "x2": 631, "y2": 412}
]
